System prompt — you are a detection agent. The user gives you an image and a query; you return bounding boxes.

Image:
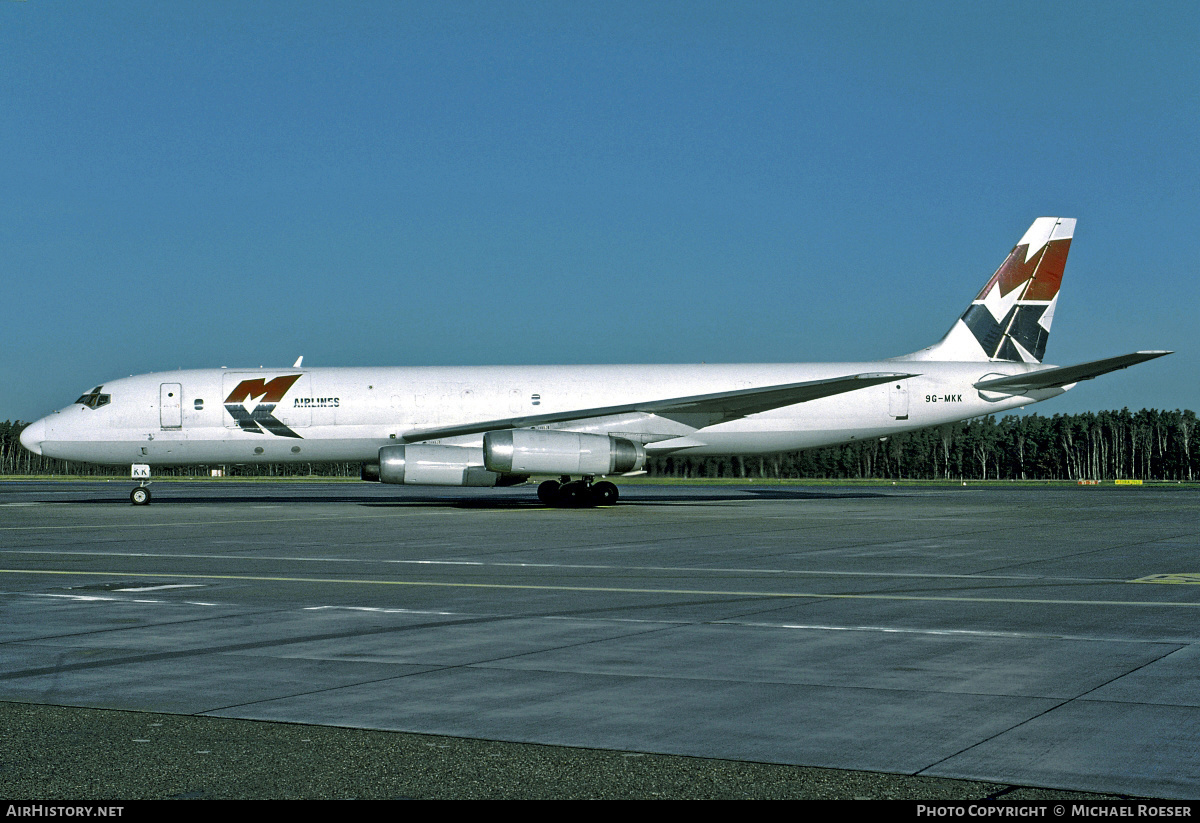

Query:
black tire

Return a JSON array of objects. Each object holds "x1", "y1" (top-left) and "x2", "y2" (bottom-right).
[
  {"x1": 593, "y1": 481, "x2": 619, "y2": 505},
  {"x1": 130, "y1": 487, "x2": 150, "y2": 506},
  {"x1": 537, "y1": 480, "x2": 561, "y2": 505},
  {"x1": 556, "y1": 483, "x2": 580, "y2": 507}
]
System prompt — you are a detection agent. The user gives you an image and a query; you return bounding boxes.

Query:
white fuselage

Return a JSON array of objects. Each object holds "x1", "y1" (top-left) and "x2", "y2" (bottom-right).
[{"x1": 27, "y1": 361, "x2": 1061, "y2": 468}]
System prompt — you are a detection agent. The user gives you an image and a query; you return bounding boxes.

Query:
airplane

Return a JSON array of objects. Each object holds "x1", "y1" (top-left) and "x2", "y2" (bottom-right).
[{"x1": 20, "y1": 217, "x2": 1170, "y2": 506}]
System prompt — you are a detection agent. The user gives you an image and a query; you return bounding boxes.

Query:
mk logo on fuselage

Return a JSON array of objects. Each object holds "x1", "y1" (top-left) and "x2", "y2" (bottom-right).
[{"x1": 224, "y1": 375, "x2": 303, "y2": 438}]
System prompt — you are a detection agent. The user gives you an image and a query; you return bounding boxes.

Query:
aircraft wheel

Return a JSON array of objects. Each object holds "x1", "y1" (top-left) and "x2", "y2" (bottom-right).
[
  {"x1": 593, "y1": 481, "x2": 619, "y2": 505},
  {"x1": 556, "y1": 483, "x2": 581, "y2": 507},
  {"x1": 130, "y1": 487, "x2": 151, "y2": 506},
  {"x1": 537, "y1": 480, "x2": 561, "y2": 505}
]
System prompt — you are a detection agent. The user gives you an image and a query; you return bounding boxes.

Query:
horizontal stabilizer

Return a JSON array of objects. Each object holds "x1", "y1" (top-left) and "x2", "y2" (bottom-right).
[
  {"x1": 973, "y1": 351, "x2": 1172, "y2": 394},
  {"x1": 402, "y1": 372, "x2": 916, "y2": 442}
]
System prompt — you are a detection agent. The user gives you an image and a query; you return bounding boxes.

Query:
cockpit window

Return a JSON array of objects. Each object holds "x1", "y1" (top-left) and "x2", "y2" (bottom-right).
[{"x1": 75, "y1": 386, "x2": 111, "y2": 409}]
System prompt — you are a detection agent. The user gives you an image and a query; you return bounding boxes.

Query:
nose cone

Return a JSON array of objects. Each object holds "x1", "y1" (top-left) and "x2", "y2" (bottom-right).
[{"x1": 20, "y1": 418, "x2": 47, "y2": 456}]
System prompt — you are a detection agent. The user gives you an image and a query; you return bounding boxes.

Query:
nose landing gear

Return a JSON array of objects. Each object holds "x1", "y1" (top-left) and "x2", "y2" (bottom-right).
[
  {"x1": 130, "y1": 463, "x2": 152, "y2": 505},
  {"x1": 537, "y1": 476, "x2": 620, "y2": 507}
]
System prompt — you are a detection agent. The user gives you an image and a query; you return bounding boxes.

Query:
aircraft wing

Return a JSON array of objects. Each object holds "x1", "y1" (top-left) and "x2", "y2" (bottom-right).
[
  {"x1": 973, "y1": 351, "x2": 1172, "y2": 394},
  {"x1": 401, "y1": 371, "x2": 916, "y2": 442}
]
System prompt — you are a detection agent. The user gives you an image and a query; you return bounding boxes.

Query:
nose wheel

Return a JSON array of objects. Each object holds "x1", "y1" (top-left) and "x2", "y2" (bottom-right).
[
  {"x1": 537, "y1": 477, "x2": 620, "y2": 507},
  {"x1": 130, "y1": 463, "x2": 152, "y2": 505}
]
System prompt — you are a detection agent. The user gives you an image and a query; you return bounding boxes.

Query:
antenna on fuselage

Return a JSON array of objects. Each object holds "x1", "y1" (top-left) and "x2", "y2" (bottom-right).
[{"x1": 293, "y1": 356, "x2": 303, "y2": 368}]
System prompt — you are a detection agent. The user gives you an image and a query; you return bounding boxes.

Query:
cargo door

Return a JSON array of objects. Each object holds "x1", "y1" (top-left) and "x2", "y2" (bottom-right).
[
  {"x1": 160, "y1": 383, "x2": 182, "y2": 429},
  {"x1": 889, "y1": 381, "x2": 909, "y2": 420}
]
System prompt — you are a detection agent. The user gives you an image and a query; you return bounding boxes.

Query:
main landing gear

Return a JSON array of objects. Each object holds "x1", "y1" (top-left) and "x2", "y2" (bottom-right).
[{"x1": 537, "y1": 476, "x2": 620, "y2": 507}]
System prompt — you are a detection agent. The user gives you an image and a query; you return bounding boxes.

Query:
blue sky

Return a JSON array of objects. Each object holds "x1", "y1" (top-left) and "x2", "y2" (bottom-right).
[{"x1": 3, "y1": 1, "x2": 1196, "y2": 421}]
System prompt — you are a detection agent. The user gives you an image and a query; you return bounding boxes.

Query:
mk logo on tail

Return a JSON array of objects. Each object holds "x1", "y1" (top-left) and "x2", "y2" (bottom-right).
[
  {"x1": 224, "y1": 375, "x2": 303, "y2": 438},
  {"x1": 960, "y1": 217, "x2": 1074, "y2": 363}
]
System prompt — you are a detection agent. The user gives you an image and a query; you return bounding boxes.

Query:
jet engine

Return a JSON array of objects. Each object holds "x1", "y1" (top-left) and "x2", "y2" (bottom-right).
[
  {"x1": 376, "y1": 444, "x2": 526, "y2": 487},
  {"x1": 483, "y1": 430, "x2": 645, "y2": 476}
]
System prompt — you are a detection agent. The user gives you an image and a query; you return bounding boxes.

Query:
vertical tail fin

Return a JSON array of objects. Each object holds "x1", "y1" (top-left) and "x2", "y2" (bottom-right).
[{"x1": 900, "y1": 217, "x2": 1075, "y2": 363}]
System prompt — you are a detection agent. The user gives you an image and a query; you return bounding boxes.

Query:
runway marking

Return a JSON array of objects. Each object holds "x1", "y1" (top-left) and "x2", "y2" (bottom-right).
[
  {"x1": 305, "y1": 606, "x2": 462, "y2": 616},
  {"x1": 29, "y1": 593, "x2": 167, "y2": 604},
  {"x1": 30, "y1": 593, "x2": 132, "y2": 602},
  {"x1": 1132, "y1": 574, "x2": 1200, "y2": 585},
  {"x1": 3, "y1": 568, "x2": 1199, "y2": 609},
  {"x1": 0, "y1": 511, "x2": 436, "y2": 532},
  {"x1": 113, "y1": 584, "x2": 207, "y2": 592},
  {"x1": 9, "y1": 592, "x2": 1184, "y2": 644},
  {"x1": 716, "y1": 620, "x2": 1191, "y2": 644},
  {"x1": 0, "y1": 549, "x2": 1139, "y2": 584}
]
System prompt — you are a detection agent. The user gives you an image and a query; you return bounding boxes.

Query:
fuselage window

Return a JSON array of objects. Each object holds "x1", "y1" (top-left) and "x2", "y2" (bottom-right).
[{"x1": 194, "y1": 399, "x2": 204, "y2": 410}]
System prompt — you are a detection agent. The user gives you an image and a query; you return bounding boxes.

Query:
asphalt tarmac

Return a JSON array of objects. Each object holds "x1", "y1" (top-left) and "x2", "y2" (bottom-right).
[{"x1": 1, "y1": 479, "x2": 1197, "y2": 800}]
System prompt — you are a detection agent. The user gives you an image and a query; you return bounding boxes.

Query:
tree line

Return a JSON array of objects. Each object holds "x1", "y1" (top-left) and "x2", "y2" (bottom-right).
[
  {"x1": 649, "y1": 408, "x2": 1196, "y2": 482},
  {"x1": 2, "y1": 408, "x2": 1196, "y2": 482}
]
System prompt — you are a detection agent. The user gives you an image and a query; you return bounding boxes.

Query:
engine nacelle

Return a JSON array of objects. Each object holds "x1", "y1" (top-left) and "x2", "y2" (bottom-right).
[
  {"x1": 378, "y1": 444, "x2": 506, "y2": 487},
  {"x1": 483, "y1": 430, "x2": 645, "y2": 476}
]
